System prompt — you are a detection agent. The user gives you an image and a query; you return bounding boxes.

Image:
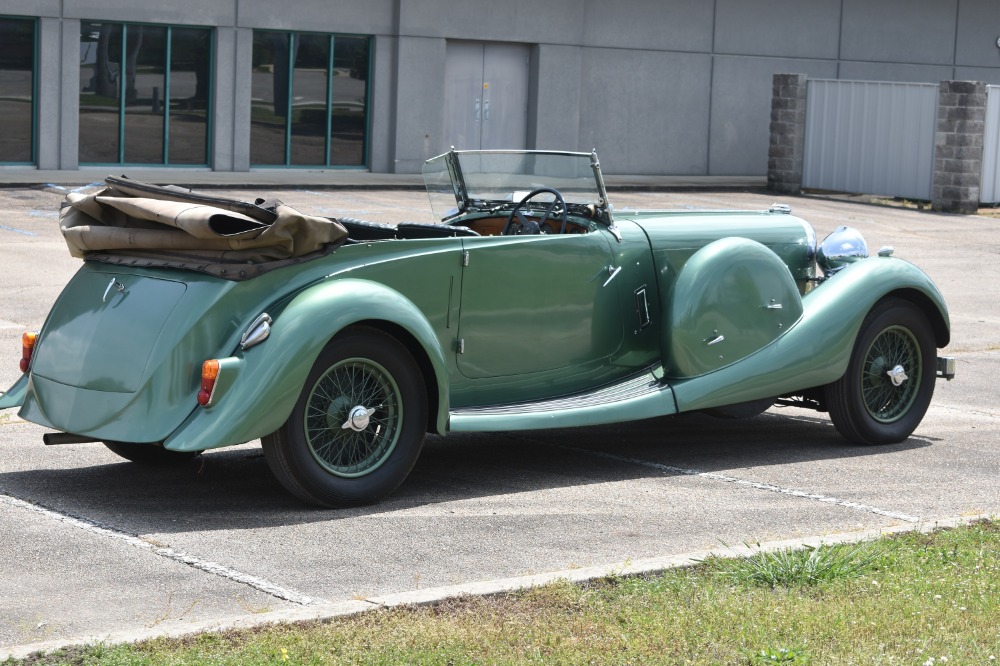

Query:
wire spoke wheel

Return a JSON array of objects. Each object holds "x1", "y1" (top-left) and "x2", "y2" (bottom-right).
[
  {"x1": 825, "y1": 298, "x2": 937, "y2": 445},
  {"x1": 860, "y1": 325, "x2": 920, "y2": 423},
  {"x1": 304, "y1": 358, "x2": 402, "y2": 477},
  {"x1": 262, "y1": 326, "x2": 427, "y2": 508}
]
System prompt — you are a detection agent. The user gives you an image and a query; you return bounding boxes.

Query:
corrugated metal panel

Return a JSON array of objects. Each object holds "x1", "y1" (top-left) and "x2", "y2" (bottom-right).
[
  {"x1": 802, "y1": 80, "x2": 937, "y2": 200},
  {"x1": 982, "y1": 86, "x2": 1000, "y2": 204}
]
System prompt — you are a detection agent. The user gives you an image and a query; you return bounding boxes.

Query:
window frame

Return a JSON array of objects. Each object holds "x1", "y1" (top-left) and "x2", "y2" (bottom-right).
[
  {"x1": 0, "y1": 15, "x2": 38, "y2": 166},
  {"x1": 250, "y1": 29, "x2": 372, "y2": 169},
  {"x1": 78, "y1": 21, "x2": 214, "y2": 167}
]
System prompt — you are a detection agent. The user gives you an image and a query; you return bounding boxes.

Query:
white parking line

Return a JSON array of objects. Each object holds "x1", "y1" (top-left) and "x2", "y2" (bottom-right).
[
  {"x1": 549, "y1": 445, "x2": 921, "y2": 523},
  {"x1": 0, "y1": 492, "x2": 321, "y2": 606}
]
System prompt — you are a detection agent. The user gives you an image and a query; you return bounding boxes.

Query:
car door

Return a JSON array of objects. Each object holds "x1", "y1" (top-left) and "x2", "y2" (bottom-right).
[{"x1": 455, "y1": 231, "x2": 624, "y2": 380}]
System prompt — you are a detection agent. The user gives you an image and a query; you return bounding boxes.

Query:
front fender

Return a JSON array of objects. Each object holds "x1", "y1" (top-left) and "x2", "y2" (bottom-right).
[
  {"x1": 671, "y1": 255, "x2": 950, "y2": 412},
  {"x1": 164, "y1": 278, "x2": 449, "y2": 452}
]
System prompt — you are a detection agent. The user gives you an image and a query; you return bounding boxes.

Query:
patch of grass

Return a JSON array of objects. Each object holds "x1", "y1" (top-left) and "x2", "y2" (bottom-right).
[
  {"x1": 701, "y1": 541, "x2": 884, "y2": 588},
  {"x1": 7, "y1": 521, "x2": 1000, "y2": 665},
  {"x1": 750, "y1": 645, "x2": 812, "y2": 664}
]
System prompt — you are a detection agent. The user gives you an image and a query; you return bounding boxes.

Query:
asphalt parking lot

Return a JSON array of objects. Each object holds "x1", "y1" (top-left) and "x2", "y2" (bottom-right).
[{"x1": 1, "y1": 183, "x2": 997, "y2": 657}]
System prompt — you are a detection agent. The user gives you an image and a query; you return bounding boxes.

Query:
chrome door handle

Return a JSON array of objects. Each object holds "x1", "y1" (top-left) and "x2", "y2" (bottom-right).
[
  {"x1": 103, "y1": 278, "x2": 124, "y2": 303},
  {"x1": 483, "y1": 99, "x2": 490, "y2": 120},
  {"x1": 475, "y1": 98, "x2": 481, "y2": 121},
  {"x1": 602, "y1": 265, "x2": 621, "y2": 287}
]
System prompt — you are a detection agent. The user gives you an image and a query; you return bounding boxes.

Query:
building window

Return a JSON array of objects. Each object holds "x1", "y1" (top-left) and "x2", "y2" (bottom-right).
[
  {"x1": 251, "y1": 30, "x2": 370, "y2": 167},
  {"x1": 79, "y1": 22, "x2": 212, "y2": 165},
  {"x1": 0, "y1": 17, "x2": 36, "y2": 164}
]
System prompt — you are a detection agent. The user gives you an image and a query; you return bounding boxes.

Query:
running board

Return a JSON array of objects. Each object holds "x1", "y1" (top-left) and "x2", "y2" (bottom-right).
[{"x1": 448, "y1": 370, "x2": 676, "y2": 432}]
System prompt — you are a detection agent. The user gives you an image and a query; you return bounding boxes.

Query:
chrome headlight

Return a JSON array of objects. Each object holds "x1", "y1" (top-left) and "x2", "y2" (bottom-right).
[{"x1": 817, "y1": 225, "x2": 868, "y2": 276}]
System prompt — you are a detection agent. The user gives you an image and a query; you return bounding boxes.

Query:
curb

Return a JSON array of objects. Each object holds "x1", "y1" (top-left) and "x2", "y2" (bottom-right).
[{"x1": 2, "y1": 512, "x2": 995, "y2": 661}]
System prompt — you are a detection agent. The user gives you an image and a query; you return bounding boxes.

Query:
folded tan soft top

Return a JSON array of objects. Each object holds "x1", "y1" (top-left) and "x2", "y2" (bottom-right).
[{"x1": 59, "y1": 176, "x2": 349, "y2": 280}]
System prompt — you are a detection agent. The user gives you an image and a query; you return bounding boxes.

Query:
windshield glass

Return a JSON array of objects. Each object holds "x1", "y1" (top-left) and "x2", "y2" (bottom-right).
[{"x1": 422, "y1": 150, "x2": 603, "y2": 221}]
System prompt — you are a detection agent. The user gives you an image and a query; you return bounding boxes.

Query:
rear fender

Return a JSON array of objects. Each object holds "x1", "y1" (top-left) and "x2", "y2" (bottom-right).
[
  {"x1": 164, "y1": 278, "x2": 449, "y2": 452},
  {"x1": 0, "y1": 374, "x2": 28, "y2": 411},
  {"x1": 671, "y1": 255, "x2": 950, "y2": 412}
]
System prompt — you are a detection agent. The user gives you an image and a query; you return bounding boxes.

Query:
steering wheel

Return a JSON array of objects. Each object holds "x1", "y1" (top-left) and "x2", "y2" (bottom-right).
[{"x1": 502, "y1": 188, "x2": 567, "y2": 236}]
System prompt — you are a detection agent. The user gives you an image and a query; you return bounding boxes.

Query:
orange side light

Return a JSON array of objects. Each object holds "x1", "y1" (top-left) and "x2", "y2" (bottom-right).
[
  {"x1": 197, "y1": 359, "x2": 221, "y2": 406},
  {"x1": 19, "y1": 332, "x2": 37, "y2": 373}
]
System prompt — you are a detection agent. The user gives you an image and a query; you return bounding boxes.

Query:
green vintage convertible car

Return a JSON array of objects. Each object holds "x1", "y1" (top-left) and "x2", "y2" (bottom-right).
[{"x1": 0, "y1": 150, "x2": 955, "y2": 507}]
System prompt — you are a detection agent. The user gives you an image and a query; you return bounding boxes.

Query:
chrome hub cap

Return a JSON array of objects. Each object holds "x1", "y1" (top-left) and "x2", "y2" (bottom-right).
[
  {"x1": 342, "y1": 405, "x2": 377, "y2": 432},
  {"x1": 886, "y1": 364, "x2": 908, "y2": 387}
]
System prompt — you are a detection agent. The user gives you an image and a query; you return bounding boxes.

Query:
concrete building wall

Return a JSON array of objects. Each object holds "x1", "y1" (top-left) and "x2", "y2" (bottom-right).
[{"x1": 4, "y1": 0, "x2": 1000, "y2": 175}]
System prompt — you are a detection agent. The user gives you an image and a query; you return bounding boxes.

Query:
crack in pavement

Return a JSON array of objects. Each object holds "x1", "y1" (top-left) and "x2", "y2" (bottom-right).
[
  {"x1": 544, "y1": 443, "x2": 921, "y2": 524},
  {"x1": 0, "y1": 492, "x2": 322, "y2": 606}
]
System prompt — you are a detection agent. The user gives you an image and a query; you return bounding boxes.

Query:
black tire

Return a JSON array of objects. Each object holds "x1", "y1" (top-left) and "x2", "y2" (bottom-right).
[
  {"x1": 825, "y1": 298, "x2": 937, "y2": 445},
  {"x1": 103, "y1": 441, "x2": 200, "y2": 465},
  {"x1": 262, "y1": 326, "x2": 427, "y2": 508}
]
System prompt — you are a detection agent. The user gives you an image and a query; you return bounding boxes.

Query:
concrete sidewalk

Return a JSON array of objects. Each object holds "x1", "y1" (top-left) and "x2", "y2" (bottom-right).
[{"x1": 0, "y1": 167, "x2": 765, "y2": 191}]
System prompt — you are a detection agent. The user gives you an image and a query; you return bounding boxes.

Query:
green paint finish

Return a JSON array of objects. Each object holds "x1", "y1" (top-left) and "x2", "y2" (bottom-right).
[
  {"x1": 456, "y1": 232, "x2": 622, "y2": 378},
  {"x1": 628, "y1": 210, "x2": 817, "y2": 291},
  {"x1": 164, "y1": 277, "x2": 451, "y2": 452},
  {"x1": 8, "y1": 228, "x2": 948, "y2": 447},
  {"x1": 670, "y1": 255, "x2": 949, "y2": 413},
  {"x1": 3, "y1": 157, "x2": 953, "y2": 464},
  {"x1": 30, "y1": 271, "x2": 188, "y2": 392},
  {"x1": 665, "y1": 237, "x2": 804, "y2": 378},
  {"x1": 0, "y1": 374, "x2": 28, "y2": 411}
]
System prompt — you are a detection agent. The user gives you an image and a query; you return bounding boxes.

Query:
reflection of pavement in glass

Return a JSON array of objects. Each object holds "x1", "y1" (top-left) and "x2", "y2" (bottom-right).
[
  {"x1": 0, "y1": 71, "x2": 32, "y2": 93},
  {"x1": 0, "y1": 101, "x2": 32, "y2": 162},
  {"x1": 251, "y1": 71, "x2": 366, "y2": 109},
  {"x1": 250, "y1": 122, "x2": 363, "y2": 166},
  {"x1": 78, "y1": 109, "x2": 208, "y2": 165},
  {"x1": 249, "y1": 69, "x2": 366, "y2": 166}
]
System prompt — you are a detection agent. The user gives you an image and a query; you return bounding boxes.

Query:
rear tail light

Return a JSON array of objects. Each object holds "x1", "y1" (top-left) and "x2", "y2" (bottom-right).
[
  {"x1": 19, "y1": 332, "x2": 37, "y2": 373},
  {"x1": 197, "y1": 359, "x2": 220, "y2": 406}
]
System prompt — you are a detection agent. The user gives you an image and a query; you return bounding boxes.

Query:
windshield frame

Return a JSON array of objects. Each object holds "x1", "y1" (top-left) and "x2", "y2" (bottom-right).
[{"x1": 422, "y1": 149, "x2": 613, "y2": 224}]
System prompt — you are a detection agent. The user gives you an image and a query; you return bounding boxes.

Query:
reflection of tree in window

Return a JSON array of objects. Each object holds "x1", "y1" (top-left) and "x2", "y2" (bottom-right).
[
  {"x1": 92, "y1": 24, "x2": 121, "y2": 99},
  {"x1": 79, "y1": 22, "x2": 211, "y2": 165},
  {"x1": 250, "y1": 30, "x2": 370, "y2": 167}
]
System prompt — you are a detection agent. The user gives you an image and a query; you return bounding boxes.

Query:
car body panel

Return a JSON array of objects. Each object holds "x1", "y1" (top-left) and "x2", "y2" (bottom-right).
[
  {"x1": 0, "y1": 373, "x2": 27, "y2": 411},
  {"x1": 31, "y1": 271, "x2": 188, "y2": 393},
  {"x1": 448, "y1": 367, "x2": 676, "y2": 432},
  {"x1": 671, "y1": 254, "x2": 950, "y2": 412},
  {"x1": 163, "y1": 277, "x2": 452, "y2": 452},
  {"x1": 455, "y1": 231, "x2": 622, "y2": 379},
  {"x1": 1, "y1": 150, "x2": 952, "y2": 500},
  {"x1": 665, "y1": 237, "x2": 804, "y2": 378}
]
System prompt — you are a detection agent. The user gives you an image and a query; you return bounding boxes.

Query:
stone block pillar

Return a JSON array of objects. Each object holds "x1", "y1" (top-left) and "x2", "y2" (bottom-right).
[
  {"x1": 767, "y1": 73, "x2": 808, "y2": 195},
  {"x1": 932, "y1": 81, "x2": 987, "y2": 214}
]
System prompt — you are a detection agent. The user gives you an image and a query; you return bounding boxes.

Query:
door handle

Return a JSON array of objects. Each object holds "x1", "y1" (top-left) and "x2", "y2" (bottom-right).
[
  {"x1": 475, "y1": 98, "x2": 481, "y2": 121},
  {"x1": 705, "y1": 332, "x2": 725, "y2": 346},
  {"x1": 483, "y1": 99, "x2": 490, "y2": 120}
]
